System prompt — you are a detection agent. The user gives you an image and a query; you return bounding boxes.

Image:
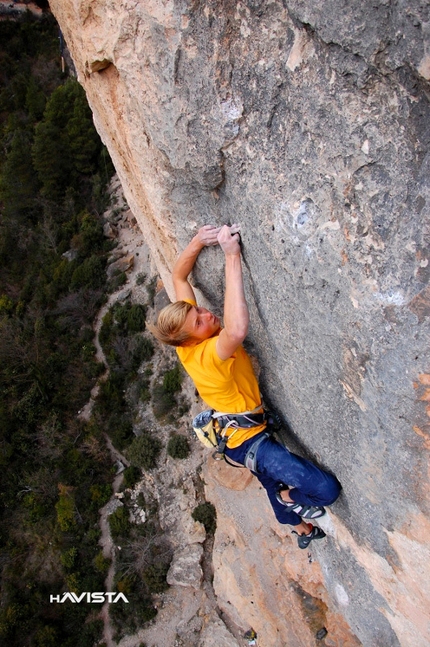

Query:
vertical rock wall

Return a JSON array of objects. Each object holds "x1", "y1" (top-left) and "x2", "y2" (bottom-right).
[{"x1": 49, "y1": 1, "x2": 430, "y2": 645}]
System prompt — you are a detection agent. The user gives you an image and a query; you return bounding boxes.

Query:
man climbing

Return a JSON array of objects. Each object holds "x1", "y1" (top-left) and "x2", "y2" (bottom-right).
[{"x1": 149, "y1": 224, "x2": 341, "y2": 548}]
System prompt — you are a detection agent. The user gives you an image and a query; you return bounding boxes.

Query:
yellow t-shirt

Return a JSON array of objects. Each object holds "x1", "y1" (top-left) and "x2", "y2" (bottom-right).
[{"x1": 176, "y1": 329, "x2": 266, "y2": 448}]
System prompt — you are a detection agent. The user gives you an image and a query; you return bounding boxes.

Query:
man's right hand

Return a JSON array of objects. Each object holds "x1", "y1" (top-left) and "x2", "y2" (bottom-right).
[{"x1": 217, "y1": 224, "x2": 241, "y2": 255}]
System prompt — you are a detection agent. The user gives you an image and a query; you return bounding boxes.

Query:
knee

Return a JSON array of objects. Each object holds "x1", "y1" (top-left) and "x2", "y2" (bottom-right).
[{"x1": 325, "y1": 474, "x2": 342, "y2": 505}]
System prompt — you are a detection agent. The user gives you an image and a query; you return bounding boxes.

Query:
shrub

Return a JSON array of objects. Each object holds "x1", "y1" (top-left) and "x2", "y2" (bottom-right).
[
  {"x1": 109, "y1": 272, "x2": 127, "y2": 292},
  {"x1": 162, "y1": 364, "x2": 182, "y2": 393},
  {"x1": 192, "y1": 502, "x2": 217, "y2": 535},
  {"x1": 126, "y1": 432, "x2": 162, "y2": 470},
  {"x1": 97, "y1": 372, "x2": 126, "y2": 416},
  {"x1": 151, "y1": 383, "x2": 176, "y2": 420},
  {"x1": 93, "y1": 551, "x2": 111, "y2": 574},
  {"x1": 109, "y1": 506, "x2": 130, "y2": 540},
  {"x1": 112, "y1": 302, "x2": 129, "y2": 330},
  {"x1": 99, "y1": 309, "x2": 114, "y2": 347},
  {"x1": 70, "y1": 255, "x2": 106, "y2": 291},
  {"x1": 142, "y1": 562, "x2": 170, "y2": 593},
  {"x1": 127, "y1": 304, "x2": 146, "y2": 333},
  {"x1": 139, "y1": 378, "x2": 151, "y2": 403},
  {"x1": 89, "y1": 484, "x2": 112, "y2": 506},
  {"x1": 108, "y1": 416, "x2": 134, "y2": 452},
  {"x1": 123, "y1": 465, "x2": 141, "y2": 488},
  {"x1": 60, "y1": 546, "x2": 78, "y2": 569},
  {"x1": 146, "y1": 276, "x2": 157, "y2": 305},
  {"x1": 167, "y1": 434, "x2": 190, "y2": 459},
  {"x1": 55, "y1": 486, "x2": 76, "y2": 531},
  {"x1": 131, "y1": 337, "x2": 154, "y2": 368}
]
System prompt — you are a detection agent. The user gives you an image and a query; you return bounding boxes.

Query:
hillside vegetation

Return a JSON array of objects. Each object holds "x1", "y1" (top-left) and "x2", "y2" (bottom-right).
[{"x1": 0, "y1": 14, "x2": 116, "y2": 647}]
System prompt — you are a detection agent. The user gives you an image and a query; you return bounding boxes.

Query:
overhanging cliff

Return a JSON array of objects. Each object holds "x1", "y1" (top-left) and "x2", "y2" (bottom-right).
[{"x1": 49, "y1": 2, "x2": 430, "y2": 645}]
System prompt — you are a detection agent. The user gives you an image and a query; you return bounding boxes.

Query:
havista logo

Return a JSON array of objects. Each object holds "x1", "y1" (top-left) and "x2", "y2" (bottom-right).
[{"x1": 50, "y1": 592, "x2": 129, "y2": 603}]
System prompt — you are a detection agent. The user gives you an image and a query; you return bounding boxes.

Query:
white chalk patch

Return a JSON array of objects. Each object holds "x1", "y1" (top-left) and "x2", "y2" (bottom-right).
[
  {"x1": 361, "y1": 140, "x2": 370, "y2": 155},
  {"x1": 335, "y1": 583, "x2": 350, "y2": 607}
]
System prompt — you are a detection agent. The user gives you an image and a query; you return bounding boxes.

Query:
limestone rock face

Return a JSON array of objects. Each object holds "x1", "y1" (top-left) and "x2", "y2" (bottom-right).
[
  {"x1": 166, "y1": 543, "x2": 204, "y2": 589},
  {"x1": 50, "y1": 1, "x2": 430, "y2": 645},
  {"x1": 199, "y1": 614, "x2": 241, "y2": 647}
]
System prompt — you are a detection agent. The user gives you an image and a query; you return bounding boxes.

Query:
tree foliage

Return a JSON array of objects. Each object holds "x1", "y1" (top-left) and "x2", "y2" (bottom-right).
[
  {"x1": 167, "y1": 433, "x2": 191, "y2": 459},
  {"x1": 192, "y1": 502, "x2": 217, "y2": 535},
  {"x1": 126, "y1": 432, "x2": 162, "y2": 471},
  {"x1": 0, "y1": 15, "x2": 114, "y2": 647}
]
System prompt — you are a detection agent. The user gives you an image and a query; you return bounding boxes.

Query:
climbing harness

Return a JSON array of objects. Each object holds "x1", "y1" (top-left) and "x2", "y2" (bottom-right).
[
  {"x1": 192, "y1": 406, "x2": 280, "y2": 468},
  {"x1": 212, "y1": 405, "x2": 266, "y2": 461}
]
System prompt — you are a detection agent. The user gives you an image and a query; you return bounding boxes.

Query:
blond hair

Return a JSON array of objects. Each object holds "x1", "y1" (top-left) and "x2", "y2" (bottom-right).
[{"x1": 147, "y1": 300, "x2": 194, "y2": 347}]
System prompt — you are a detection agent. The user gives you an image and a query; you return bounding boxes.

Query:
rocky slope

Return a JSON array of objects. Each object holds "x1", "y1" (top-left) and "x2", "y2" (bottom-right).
[{"x1": 49, "y1": 2, "x2": 430, "y2": 646}]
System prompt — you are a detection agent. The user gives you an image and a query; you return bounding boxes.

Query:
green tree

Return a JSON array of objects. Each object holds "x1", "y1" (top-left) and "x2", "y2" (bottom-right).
[
  {"x1": 163, "y1": 364, "x2": 183, "y2": 393},
  {"x1": 67, "y1": 96, "x2": 100, "y2": 175},
  {"x1": 167, "y1": 434, "x2": 190, "y2": 459},
  {"x1": 192, "y1": 502, "x2": 217, "y2": 535},
  {"x1": 126, "y1": 432, "x2": 162, "y2": 470},
  {"x1": 0, "y1": 129, "x2": 40, "y2": 219},
  {"x1": 25, "y1": 76, "x2": 46, "y2": 121},
  {"x1": 32, "y1": 79, "x2": 103, "y2": 202},
  {"x1": 55, "y1": 485, "x2": 76, "y2": 531},
  {"x1": 32, "y1": 119, "x2": 73, "y2": 201},
  {"x1": 127, "y1": 304, "x2": 147, "y2": 333},
  {"x1": 70, "y1": 255, "x2": 106, "y2": 291}
]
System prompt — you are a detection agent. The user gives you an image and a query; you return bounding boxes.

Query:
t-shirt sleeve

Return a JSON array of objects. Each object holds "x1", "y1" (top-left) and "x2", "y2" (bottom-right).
[{"x1": 201, "y1": 336, "x2": 235, "y2": 370}]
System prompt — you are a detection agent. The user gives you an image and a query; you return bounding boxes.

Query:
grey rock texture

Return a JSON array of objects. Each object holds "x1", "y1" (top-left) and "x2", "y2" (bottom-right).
[
  {"x1": 167, "y1": 543, "x2": 204, "y2": 589},
  {"x1": 49, "y1": 1, "x2": 430, "y2": 645}
]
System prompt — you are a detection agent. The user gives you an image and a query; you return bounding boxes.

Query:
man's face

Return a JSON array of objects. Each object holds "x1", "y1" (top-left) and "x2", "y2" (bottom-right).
[{"x1": 183, "y1": 306, "x2": 221, "y2": 343}]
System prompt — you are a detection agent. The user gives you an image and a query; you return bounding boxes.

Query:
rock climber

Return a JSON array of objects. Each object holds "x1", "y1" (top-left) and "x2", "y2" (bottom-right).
[{"x1": 149, "y1": 224, "x2": 341, "y2": 548}]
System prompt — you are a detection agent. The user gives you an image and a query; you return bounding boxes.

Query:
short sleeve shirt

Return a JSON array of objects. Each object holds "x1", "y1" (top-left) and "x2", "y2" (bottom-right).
[{"x1": 176, "y1": 303, "x2": 265, "y2": 447}]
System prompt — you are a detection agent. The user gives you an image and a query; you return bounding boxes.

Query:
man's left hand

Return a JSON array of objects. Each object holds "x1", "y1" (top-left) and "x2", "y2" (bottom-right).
[{"x1": 195, "y1": 225, "x2": 222, "y2": 247}]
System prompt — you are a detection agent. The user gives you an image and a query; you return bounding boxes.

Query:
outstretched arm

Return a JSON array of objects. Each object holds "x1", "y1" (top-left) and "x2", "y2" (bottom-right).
[
  {"x1": 216, "y1": 225, "x2": 249, "y2": 360},
  {"x1": 173, "y1": 225, "x2": 221, "y2": 302}
]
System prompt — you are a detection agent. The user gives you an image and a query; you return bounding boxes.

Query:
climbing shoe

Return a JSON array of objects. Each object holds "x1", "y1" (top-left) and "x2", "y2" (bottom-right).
[
  {"x1": 275, "y1": 491, "x2": 326, "y2": 519},
  {"x1": 292, "y1": 524, "x2": 326, "y2": 549}
]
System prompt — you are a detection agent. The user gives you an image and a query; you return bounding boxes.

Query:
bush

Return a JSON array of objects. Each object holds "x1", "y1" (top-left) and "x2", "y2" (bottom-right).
[
  {"x1": 70, "y1": 255, "x2": 106, "y2": 291},
  {"x1": 97, "y1": 372, "x2": 126, "y2": 416},
  {"x1": 108, "y1": 416, "x2": 134, "y2": 452},
  {"x1": 108, "y1": 272, "x2": 127, "y2": 293},
  {"x1": 139, "y1": 378, "x2": 151, "y2": 403},
  {"x1": 127, "y1": 304, "x2": 146, "y2": 333},
  {"x1": 109, "y1": 506, "x2": 131, "y2": 540},
  {"x1": 151, "y1": 383, "x2": 176, "y2": 420},
  {"x1": 99, "y1": 310, "x2": 114, "y2": 347},
  {"x1": 142, "y1": 562, "x2": 170, "y2": 593},
  {"x1": 162, "y1": 364, "x2": 183, "y2": 393},
  {"x1": 93, "y1": 551, "x2": 111, "y2": 574},
  {"x1": 123, "y1": 465, "x2": 141, "y2": 488},
  {"x1": 126, "y1": 432, "x2": 162, "y2": 470},
  {"x1": 131, "y1": 337, "x2": 154, "y2": 368},
  {"x1": 167, "y1": 434, "x2": 190, "y2": 459},
  {"x1": 192, "y1": 502, "x2": 217, "y2": 535},
  {"x1": 89, "y1": 483, "x2": 112, "y2": 507}
]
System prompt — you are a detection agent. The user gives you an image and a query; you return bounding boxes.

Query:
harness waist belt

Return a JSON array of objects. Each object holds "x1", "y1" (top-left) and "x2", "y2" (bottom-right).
[{"x1": 215, "y1": 412, "x2": 266, "y2": 430}]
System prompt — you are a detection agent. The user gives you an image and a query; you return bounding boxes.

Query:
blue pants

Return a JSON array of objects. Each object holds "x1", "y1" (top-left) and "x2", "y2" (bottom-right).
[{"x1": 225, "y1": 434, "x2": 341, "y2": 527}]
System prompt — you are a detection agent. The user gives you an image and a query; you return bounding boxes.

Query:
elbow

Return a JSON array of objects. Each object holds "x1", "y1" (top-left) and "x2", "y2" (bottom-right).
[{"x1": 228, "y1": 323, "x2": 248, "y2": 346}]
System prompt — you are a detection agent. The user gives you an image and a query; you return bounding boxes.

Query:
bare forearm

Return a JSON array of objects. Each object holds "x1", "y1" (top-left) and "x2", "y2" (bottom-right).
[
  {"x1": 223, "y1": 253, "x2": 249, "y2": 339},
  {"x1": 172, "y1": 235, "x2": 204, "y2": 284}
]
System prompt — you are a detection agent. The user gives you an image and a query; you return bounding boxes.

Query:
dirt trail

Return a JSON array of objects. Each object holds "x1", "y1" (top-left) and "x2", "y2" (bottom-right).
[{"x1": 76, "y1": 184, "x2": 152, "y2": 646}]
